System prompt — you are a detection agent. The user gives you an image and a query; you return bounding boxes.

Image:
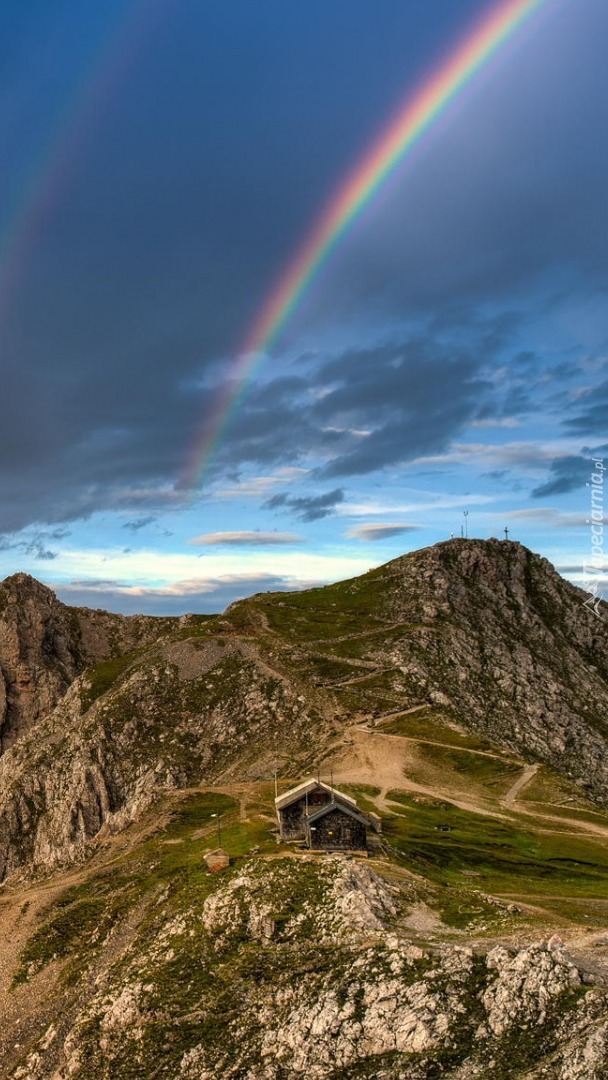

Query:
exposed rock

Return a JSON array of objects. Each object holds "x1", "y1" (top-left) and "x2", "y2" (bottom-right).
[
  {"x1": 228, "y1": 539, "x2": 608, "y2": 806},
  {"x1": 482, "y1": 943, "x2": 581, "y2": 1036},
  {"x1": 0, "y1": 640, "x2": 331, "y2": 881},
  {"x1": 1, "y1": 540, "x2": 608, "y2": 884},
  {"x1": 0, "y1": 572, "x2": 175, "y2": 752},
  {"x1": 1, "y1": 544, "x2": 608, "y2": 1078},
  {"x1": 16, "y1": 856, "x2": 605, "y2": 1080}
]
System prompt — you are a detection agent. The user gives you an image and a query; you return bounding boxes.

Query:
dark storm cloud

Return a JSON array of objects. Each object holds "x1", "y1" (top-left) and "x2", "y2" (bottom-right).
[
  {"x1": 0, "y1": 1, "x2": 606, "y2": 535},
  {"x1": 123, "y1": 516, "x2": 157, "y2": 532},
  {"x1": 0, "y1": 537, "x2": 57, "y2": 560},
  {"x1": 563, "y1": 380, "x2": 608, "y2": 436},
  {"x1": 0, "y1": 527, "x2": 70, "y2": 560},
  {"x1": 265, "y1": 488, "x2": 345, "y2": 522},
  {"x1": 0, "y1": 316, "x2": 535, "y2": 535},
  {"x1": 532, "y1": 456, "x2": 588, "y2": 498},
  {"x1": 228, "y1": 337, "x2": 493, "y2": 480}
]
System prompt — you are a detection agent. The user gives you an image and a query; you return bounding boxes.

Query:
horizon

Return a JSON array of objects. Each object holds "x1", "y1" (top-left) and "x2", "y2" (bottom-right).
[
  {"x1": 0, "y1": 1, "x2": 606, "y2": 615},
  {"x1": 1, "y1": 535, "x2": 591, "y2": 618}
]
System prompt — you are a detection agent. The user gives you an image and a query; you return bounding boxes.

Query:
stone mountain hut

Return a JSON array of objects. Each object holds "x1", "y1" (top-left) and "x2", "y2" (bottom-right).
[{"x1": 275, "y1": 778, "x2": 380, "y2": 852}]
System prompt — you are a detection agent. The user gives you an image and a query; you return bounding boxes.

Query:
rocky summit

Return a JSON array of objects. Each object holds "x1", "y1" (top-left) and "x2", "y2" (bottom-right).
[{"x1": 0, "y1": 540, "x2": 608, "y2": 1078}]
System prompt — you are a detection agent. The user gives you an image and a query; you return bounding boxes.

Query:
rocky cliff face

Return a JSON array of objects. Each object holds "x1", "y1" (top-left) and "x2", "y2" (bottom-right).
[
  {"x1": 1, "y1": 545, "x2": 608, "y2": 1079},
  {"x1": 6, "y1": 855, "x2": 608, "y2": 1080},
  {"x1": 229, "y1": 539, "x2": 608, "y2": 804},
  {"x1": 0, "y1": 573, "x2": 176, "y2": 753},
  {"x1": 0, "y1": 634, "x2": 331, "y2": 882},
  {"x1": 378, "y1": 540, "x2": 608, "y2": 801},
  {"x1": 0, "y1": 541, "x2": 607, "y2": 884}
]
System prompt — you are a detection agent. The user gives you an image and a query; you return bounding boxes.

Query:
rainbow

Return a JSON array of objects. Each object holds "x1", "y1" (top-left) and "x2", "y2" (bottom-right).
[
  {"x1": 0, "y1": 0, "x2": 166, "y2": 329},
  {"x1": 186, "y1": 0, "x2": 552, "y2": 489}
]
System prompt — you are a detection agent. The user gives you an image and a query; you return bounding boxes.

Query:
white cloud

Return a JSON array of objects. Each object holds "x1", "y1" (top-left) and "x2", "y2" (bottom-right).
[
  {"x1": 414, "y1": 439, "x2": 583, "y2": 473},
  {"x1": 492, "y1": 508, "x2": 588, "y2": 528},
  {"x1": 40, "y1": 546, "x2": 374, "y2": 595},
  {"x1": 213, "y1": 467, "x2": 308, "y2": 499},
  {"x1": 339, "y1": 492, "x2": 495, "y2": 517},
  {"x1": 188, "y1": 531, "x2": 303, "y2": 546},
  {"x1": 469, "y1": 417, "x2": 521, "y2": 429},
  {"x1": 346, "y1": 522, "x2": 422, "y2": 541}
]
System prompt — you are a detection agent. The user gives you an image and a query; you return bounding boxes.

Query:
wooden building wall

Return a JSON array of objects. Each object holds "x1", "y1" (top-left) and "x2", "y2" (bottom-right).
[
  {"x1": 278, "y1": 790, "x2": 331, "y2": 839},
  {"x1": 308, "y1": 807, "x2": 367, "y2": 851}
]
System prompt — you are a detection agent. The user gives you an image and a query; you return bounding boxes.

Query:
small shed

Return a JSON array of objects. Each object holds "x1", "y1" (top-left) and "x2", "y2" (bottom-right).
[
  {"x1": 306, "y1": 800, "x2": 370, "y2": 852},
  {"x1": 205, "y1": 848, "x2": 230, "y2": 872},
  {"x1": 275, "y1": 779, "x2": 358, "y2": 841}
]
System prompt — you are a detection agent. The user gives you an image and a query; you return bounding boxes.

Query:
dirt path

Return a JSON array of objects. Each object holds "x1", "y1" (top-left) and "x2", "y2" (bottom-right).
[
  {"x1": 330, "y1": 727, "x2": 508, "y2": 818},
  {"x1": 357, "y1": 726, "x2": 511, "y2": 762},
  {"x1": 374, "y1": 704, "x2": 431, "y2": 721},
  {"x1": 328, "y1": 725, "x2": 608, "y2": 843},
  {"x1": 305, "y1": 621, "x2": 405, "y2": 647},
  {"x1": 325, "y1": 668, "x2": 390, "y2": 689},
  {"x1": 308, "y1": 652, "x2": 379, "y2": 671},
  {"x1": 502, "y1": 764, "x2": 540, "y2": 810}
]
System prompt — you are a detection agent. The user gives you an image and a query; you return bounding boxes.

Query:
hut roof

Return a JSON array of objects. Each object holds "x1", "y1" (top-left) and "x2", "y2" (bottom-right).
[
  {"x1": 306, "y1": 799, "x2": 371, "y2": 828},
  {"x1": 275, "y1": 779, "x2": 357, "y2": 811}
]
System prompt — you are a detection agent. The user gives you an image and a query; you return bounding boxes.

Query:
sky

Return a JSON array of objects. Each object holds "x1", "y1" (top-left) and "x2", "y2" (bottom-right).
[{"x1": 0, "y1": 0, "x2": 606, "y2": 614}]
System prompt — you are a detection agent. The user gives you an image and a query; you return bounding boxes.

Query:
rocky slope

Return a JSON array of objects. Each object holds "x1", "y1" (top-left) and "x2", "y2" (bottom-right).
[
  {"x1": 229, "y1": 539, "x2": 608, "y2": 803},
  {"x1": 0, "y1": 573, "x2": 176, "y2": 753},
  {"x1": 4, "y1": 848, "x2": 608, "y2": 1080},
  {"x1": 0, "y1": 631, "x2": 332, "y2": 882},
  {"x1": 0, "y1": 542, "x2": 608, "y2": 1078},
  {"x1": 0, "y1": 540, "x2": 607, "y2": 884}
]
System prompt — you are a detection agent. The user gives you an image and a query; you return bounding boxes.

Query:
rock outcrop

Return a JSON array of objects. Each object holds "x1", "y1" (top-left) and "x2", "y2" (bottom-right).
[
  {"x1": 1, "y1": 541, "x2": 608, "y2": 882},
  {"x1": 8, "y1": 855, "x2": 608, "y2": 1080},
  {"x1": 0, "y1": 573, "x2": 175, "y2": 752},
  {"x1": 0, "y1": 636, "x2": 330, "y2": 881},
  {"x1": 229, "y1": 539, "x2": 608, "y2": 805}
]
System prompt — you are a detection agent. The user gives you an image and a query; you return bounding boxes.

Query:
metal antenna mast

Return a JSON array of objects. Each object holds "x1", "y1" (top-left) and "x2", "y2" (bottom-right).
[{"x1": 463, "y1": 510, "x2": 469, "y2": 538}]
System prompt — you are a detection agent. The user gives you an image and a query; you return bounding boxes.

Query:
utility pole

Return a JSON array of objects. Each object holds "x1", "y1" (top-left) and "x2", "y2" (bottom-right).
[
  {"x1": 211, "y1": 812, "x2": 222, "y2": 847},
  {"x1": 504, "y1": 526, "x2": 509, "y2": 540},
  {"x1": 274, "y1": 766, "x2": 278, "y2": 799},
  {"x1": 463, "y1": 510, "x2": 469, "y2": 539}
]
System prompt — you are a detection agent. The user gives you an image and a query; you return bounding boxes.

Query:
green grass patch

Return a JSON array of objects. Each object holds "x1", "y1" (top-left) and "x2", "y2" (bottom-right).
[
  {"x1": 13, "y1": 882, "x2": 137, "y2": 988},
  {"x1": 379, "y1": 710, "x2": 496, "y2": 750},
  {"x1": 414, "y1": 743, "x2": 522, "y2": 793},
  {"x1": 384, "y1": 790, "x2": 608, "y2": 899},
  {"x1": 260, "y1": 603, "x2": 384, "y2": 642},
  {"x1": 523, "y1": 766, "x2": 598, "y2": 812},
  {"x1": 335, "y1": 783, "x2": 382, "y2": 814},
  {"x1": 11, "y1": 790, "x2": 279, "y2": 989},
  {"x1": 80, "y1": 653, "x2": 139, "y2": 711}
]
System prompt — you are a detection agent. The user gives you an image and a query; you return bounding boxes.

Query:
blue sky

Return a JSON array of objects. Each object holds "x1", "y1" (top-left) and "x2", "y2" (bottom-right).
[{"x1": 0, "y1": 0, "x2": 606, "y2": 613}]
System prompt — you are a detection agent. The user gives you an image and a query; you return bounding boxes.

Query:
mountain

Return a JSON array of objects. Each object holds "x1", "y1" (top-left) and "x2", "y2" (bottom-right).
[
  {"x1": 0, "y1": 540, "x2": 608, "y2": 1078},
  {"x1": 0, "y1": 539, "x2": 606, "y2": 884},
  {"x1": 0, "y1": 573, "x2": 178, "y2": 752}
]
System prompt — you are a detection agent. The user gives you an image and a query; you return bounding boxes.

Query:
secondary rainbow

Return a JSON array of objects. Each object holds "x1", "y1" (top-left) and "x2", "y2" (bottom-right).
[
  {"x1": 0, "y1": 0, "x2": 165, "y2": 328},
  {"x1": 186, "y1": 0, "x2": 551, "y2": 488}
]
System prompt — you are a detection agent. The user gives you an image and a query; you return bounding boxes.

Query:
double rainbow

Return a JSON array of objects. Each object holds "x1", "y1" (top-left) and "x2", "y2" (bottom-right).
[{"x1": 187, "y1": 0, "x2": 551, "y2": 488}]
